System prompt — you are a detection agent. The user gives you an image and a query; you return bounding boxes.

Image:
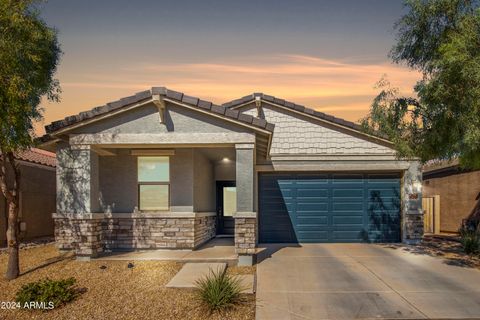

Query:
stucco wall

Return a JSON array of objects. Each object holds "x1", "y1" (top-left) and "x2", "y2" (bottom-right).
[
  {"x1": 98, "y1": 148, "x2": 197, "y2": 213},
  {"x1": 215, "y1": 162, "x2": 236, "y2": 181},
  {"x1": 170, "y1": 149, "x2": 194, "y2": 212},
  {"x1": 75, "y1": 103, "x2": 250, "y2": 135},
  {"x1": 243, "y1": 105, "x2": 394, "y2": 155},
  {"x1": 193, "y1": 150, "x2": 215, "y2": 212},
  {"x1": 56, "y1": 142, "x2": 99, "y2": 214},
  {"x1": 1, "y1": 162, "x2": 55, "y2": 245},
  {"x1": 98, "y1": 151, "x2": 137, "y2": 213},
  {"x1": 423, "y1": 170, "x2": 480, "y2": 233}
]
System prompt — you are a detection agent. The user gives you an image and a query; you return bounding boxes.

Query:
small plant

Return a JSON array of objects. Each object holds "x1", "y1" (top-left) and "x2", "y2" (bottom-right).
[
  {"x1": 195, "y1": 268, "x2": 244, "y2": 312},
  {"x1": 15, "y1": 277, "x2": 79, "y2": 310},
  {"x1": 459, "y1": 224, "x2": 480, "y2": 255}
]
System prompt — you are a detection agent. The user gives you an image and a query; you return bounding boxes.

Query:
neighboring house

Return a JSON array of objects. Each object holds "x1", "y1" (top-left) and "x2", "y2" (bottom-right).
[
  {"x1": 0, "y1": 148, "x2": 56, "y2": 246},
  {"x1": 423, "y1": 159, "x2": 480, "y2": 234},
  {"x1": 38, "y1": 88, "x2": 423, "y2": 264}
]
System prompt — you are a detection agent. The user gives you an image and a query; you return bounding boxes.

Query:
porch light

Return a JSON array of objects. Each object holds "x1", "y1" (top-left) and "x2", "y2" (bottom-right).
[{"x1": 222, "y1": 157, "x2": 230, "y2": 163}]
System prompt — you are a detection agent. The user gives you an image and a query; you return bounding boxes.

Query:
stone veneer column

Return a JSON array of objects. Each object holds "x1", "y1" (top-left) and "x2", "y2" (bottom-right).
[
  {"x1": 56, "y1": 142, "x2": 101, "y2": 258},
  {"x1": 402, "y1": 161, "x2": 424, "y2": 244},
  {"x1": 234, "y1": 144, "x2": 257, "y2": 265}
]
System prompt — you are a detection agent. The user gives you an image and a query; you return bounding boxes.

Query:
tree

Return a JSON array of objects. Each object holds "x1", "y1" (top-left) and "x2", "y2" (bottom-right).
[
  {"x1": 0, "y1": 0, "x2": 61, "y2": 280},
  {"x1": 362, "y1": 0, "x2": 480, "y2": 168}
]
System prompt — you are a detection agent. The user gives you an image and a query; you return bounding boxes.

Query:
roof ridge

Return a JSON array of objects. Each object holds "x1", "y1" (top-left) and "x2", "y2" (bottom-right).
[
  {"x1": 221, "y1": 92, "x2": 363, "y2": 132},
  {"x1": 43, "y1": 87, "x2": 275, "y2": 135}
]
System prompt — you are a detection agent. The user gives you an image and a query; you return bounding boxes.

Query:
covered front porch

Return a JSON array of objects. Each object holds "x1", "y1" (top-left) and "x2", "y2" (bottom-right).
[
  {"x1": 54, "y1": 137, "x2": 258, "y2": 264},
  {"x1": 96, "y1": 237, "x2": 238, "y2": 265}
]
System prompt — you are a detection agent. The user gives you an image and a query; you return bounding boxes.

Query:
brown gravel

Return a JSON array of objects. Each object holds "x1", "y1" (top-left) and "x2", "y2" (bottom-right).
[
  {"x1": 0, "y1": 245, "x2": 255, "y2": 320},
  {"x1": 227, "y1": 266, "x2": 256, "y2": 276},
  {"x1": 383, "y1": 235, "x2": 480, "y2": 269}
]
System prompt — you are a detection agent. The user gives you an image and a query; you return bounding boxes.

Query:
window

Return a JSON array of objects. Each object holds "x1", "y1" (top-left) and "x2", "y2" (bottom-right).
[
  {"x1": 138, "y1": 156, "x2": 169, "y2": 211},
  {"x1": 223, "y1": 187, "x2": 236, "y2": 217}
]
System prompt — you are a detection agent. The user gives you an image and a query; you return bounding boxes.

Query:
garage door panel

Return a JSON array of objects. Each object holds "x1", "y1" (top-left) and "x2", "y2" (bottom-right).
[
  {"x1": 333, "y1": 189, "x2": 364, "y2": 198},
  {"x1": 297, "y1": 231, "x2": 329, "y2": 241},
  {"x1": 259, "y1": 173, "x2": 401, "y2": 243},
  {"x1": 296, "y1": 216, "x2": 329, "y2": 225},
  {"x1": 333, "y1": 202, "x2": 364, "y2": 211},
  {"x1": 332, "y1": 216, "x2": 364, "y2": 225},
  {"x1": 296, "y1": 202, "x2": 328, "y2": 211},
  {"x1": 297, "y1": 188, "x2": 329, "y2": 198}
]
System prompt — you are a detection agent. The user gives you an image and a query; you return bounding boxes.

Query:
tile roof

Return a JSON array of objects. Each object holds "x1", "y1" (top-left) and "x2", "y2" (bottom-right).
[
  {"x1": 423, "y1": 158, "x2": 460, "y2": 173},
  {"x1": 15, "y1": 148, "x2": 56, "y2": 167},
  {"x1": 44, "y1": 87, "x2": 275, "y2": 135},
  {"x1": 222, "y1": 93, "x2": 364, "y2": 132}
]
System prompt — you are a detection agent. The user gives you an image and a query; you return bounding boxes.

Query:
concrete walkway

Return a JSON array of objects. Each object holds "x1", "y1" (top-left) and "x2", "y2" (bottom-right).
[
  {"x1": 97, "y1": 237, "x2": 237, "y2": 265},
  {"x1": 166, "y1": 262, "x2": 227, "y2": 288},
  {"x1": 256, "y1": 243, "x2": 480, "y2": 320},
  {"x1": 166, "y1": 262, "x2": 255, "y2": 293}
]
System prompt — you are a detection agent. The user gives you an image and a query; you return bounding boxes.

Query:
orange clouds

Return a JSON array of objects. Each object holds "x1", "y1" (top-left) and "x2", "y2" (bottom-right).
[{"x1": 37, "y1": 54, "x2": 420, "y2": 135}]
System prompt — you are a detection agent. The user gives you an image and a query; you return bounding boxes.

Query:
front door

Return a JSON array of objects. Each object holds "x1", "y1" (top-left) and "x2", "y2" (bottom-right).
[{"x1": 216, "y1": 181, "x2": 236, "y2": 235}]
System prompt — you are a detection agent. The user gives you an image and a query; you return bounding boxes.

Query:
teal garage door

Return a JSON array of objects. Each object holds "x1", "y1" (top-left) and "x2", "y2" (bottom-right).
[{"x1": 258, "y1": 173, "x2": 401, "y2": 243}]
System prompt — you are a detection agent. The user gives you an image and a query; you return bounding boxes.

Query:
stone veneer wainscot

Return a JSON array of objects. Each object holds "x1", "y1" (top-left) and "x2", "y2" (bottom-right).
[{"x1": 54, "y1": 212, "x2": 216, "y2": 257}]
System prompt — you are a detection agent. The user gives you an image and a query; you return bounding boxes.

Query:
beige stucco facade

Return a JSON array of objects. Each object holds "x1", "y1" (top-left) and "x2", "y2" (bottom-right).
[
  {"x1": 1, "y1": 160, "x2": 56, "y2": 246},
  {"x1": 423, "y1": 168, "x2": 480, "y2": 233}
]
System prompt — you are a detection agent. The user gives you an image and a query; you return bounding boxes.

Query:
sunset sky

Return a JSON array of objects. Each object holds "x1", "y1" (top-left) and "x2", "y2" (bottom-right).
[{"x1": 37, "y1": 0, "x2": 420, "y2": 135}]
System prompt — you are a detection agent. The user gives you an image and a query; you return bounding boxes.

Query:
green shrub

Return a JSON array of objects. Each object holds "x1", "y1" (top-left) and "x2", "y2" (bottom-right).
[
  {"x1": 195, "y1": 268, "x2": 244, "y2": 312},
  {"x1": 459, "y1": 226, "x2": 480, "y2": 255},
  {"x1": 15, "y1": 277, "x2": 79, "y2": 310}
]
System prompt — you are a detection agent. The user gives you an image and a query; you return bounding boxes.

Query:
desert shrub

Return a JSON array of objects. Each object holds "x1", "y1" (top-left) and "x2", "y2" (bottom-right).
[
  {"x1": 459, "y1": 225, "x2": 480, "y2": 255},
  {"x1": 195, "y1": 268, "x2": 244, "y2": 312},
  {"x1": 15, "y1": 277, "x2": 78, "y2": 309}
]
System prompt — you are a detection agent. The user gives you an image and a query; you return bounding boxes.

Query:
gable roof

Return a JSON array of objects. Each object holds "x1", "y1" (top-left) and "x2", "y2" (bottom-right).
[
  {"x1": 43, "y1": 87, "x2": 275, "y2": 136},
  {"x1": 222, "y1": 92, "x2": 379, "y2": 137}
]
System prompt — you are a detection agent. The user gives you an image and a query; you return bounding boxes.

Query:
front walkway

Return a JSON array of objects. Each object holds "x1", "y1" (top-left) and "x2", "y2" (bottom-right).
[
  {"x1": 256, "y1": 243, "x2": 480, "y2": 320},
  {"x1": 97, "y1": 237, "x2": 237, "y2": 265}
]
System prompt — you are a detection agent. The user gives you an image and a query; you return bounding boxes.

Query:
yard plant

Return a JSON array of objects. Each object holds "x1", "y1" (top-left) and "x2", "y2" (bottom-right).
[
  {"x1": 195, "y1": 268, "x2": 244, "y2": 312},
  {"x1": 459, "y1": 224, "x2": 480, "y2": 255},
  {"x1": 15, "y1": 277, "x2": 79, "y2": 310},
  {"x1": 362, "y1": 0, "x2": 480, "y2": 169},
  {"x1": 0, "y1": 0, "x2": 61, "y2": 280}
]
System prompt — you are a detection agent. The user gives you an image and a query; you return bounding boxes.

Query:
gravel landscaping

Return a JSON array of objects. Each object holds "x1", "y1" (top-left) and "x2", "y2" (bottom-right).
[
  {"x1": 383, "y1": 235, "x2": 480, "y2": 269},
  {"x1": 0, "y1": 245, "x2": 255, "y2": 320}
]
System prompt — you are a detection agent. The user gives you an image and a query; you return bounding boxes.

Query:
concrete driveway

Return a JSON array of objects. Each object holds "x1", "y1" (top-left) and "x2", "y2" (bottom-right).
[{"x1": 256, "y1": 243, "x2": 480, "y2": 319}]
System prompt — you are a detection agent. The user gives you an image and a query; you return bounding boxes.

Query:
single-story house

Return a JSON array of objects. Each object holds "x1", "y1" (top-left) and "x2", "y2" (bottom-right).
[
  {"x1": 39, "y1": 87, "x2": 423, "y2": 264},
  {"x1": 1, "y1": 148, "x2": 56, "y2": 246},
  {"x1": 423, "y1": 159, "x2": 480, "y2": 234}
]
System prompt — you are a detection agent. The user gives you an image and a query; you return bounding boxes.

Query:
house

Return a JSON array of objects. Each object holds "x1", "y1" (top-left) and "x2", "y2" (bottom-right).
[
  {"x1": 38, "y1": 88, "x2": 423, "y2": 265},
  {"x1": 423, "y1": 159, "x2": 480, "y2": 234},
  {"x1": 0, "y1": 148, "x2": 56, "y2": 246}
]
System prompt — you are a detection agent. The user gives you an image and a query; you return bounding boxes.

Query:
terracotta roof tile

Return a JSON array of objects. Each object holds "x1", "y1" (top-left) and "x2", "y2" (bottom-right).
[{"x1": 15, "y1": 148, "x2": 56, "y2": 167}]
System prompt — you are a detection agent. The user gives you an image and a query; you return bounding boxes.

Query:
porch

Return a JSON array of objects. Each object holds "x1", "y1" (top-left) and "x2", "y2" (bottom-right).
[
  {"x1": 54, "y1": 141, "x2": 258, "y2": 264},
  {"x1": 96, "y1": 237, "x2": 239, "y2": 266}
]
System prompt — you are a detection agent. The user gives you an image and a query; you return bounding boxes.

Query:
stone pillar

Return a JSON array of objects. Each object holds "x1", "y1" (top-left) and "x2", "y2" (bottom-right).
[
  {"x1": 402, "y1": 161, "x2": 424, "y2": 244},
  {"x1": 234, "y1": 144, "x2": 256, "y2": 265},
  {"x1": 55, "y1": 142, "x2": 101, "y2": 258}
]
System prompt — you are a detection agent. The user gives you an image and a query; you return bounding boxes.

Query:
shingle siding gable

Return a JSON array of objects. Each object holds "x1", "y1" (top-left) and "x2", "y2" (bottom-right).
[{"x1": 243, "y1": 106, "x2": 394, "y2": 155}]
